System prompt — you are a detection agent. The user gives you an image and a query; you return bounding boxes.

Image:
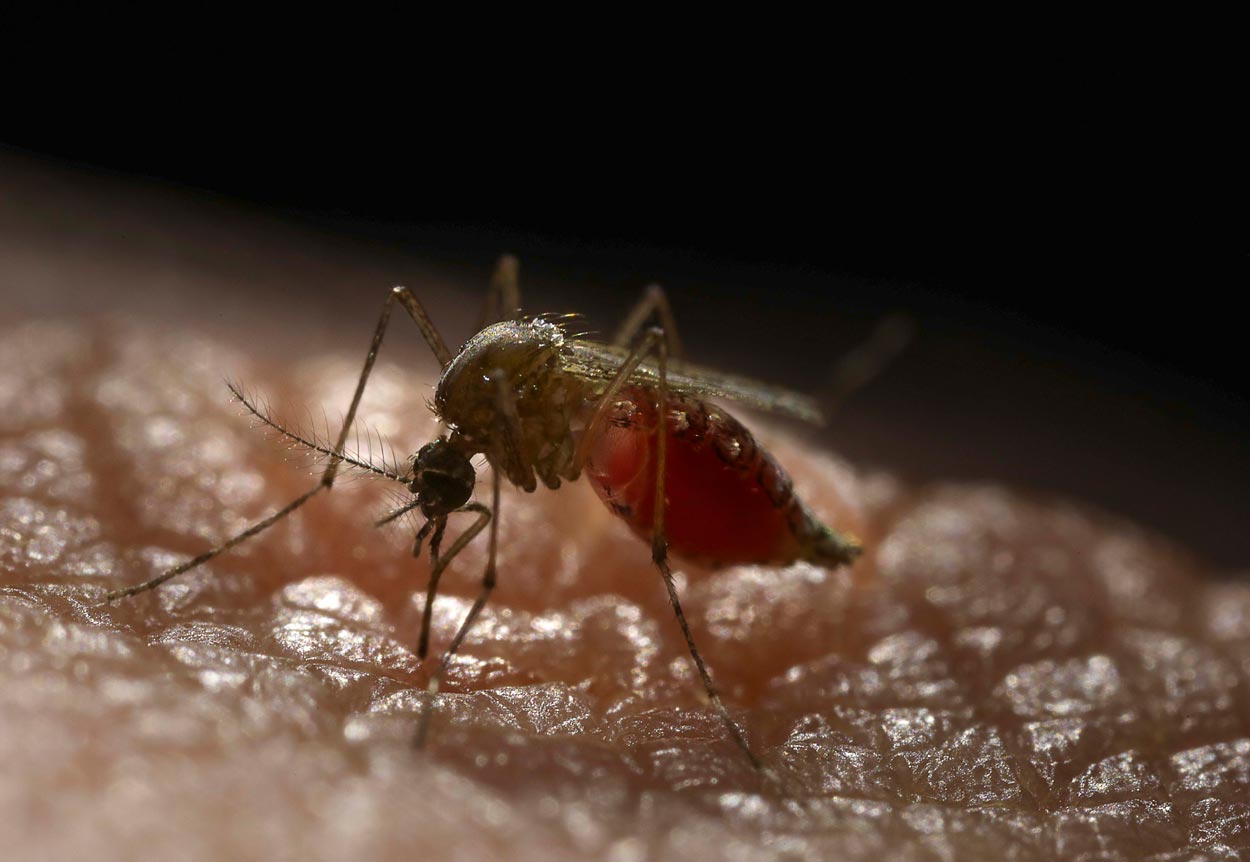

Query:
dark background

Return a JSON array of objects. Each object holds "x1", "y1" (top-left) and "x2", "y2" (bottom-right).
[
  {"x1": 5, "y1": 115, "x2": 1225, "y2": 387},
  {"x1": 1, "y1": 106, "x2": 1240, "y2": 565}
]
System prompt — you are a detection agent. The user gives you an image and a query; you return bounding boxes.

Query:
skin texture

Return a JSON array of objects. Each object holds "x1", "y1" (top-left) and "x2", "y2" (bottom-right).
[{"x1": 3, "y1": 158, "x2": 1250, "y2": 861}]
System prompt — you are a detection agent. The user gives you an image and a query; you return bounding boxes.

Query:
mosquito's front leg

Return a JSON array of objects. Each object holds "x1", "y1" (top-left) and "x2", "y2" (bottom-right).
[
  {"x1": 107, "y1": 285, "x2": 452, "y2": 601},
  {"x1": 414, "y1": 469, "x2": 501, "y2": 749},
  {"x1": 103, "y1": 484, "x2": 326, "y2": 600},
  {"x1": 414, "y1": 363, "x2": 525, "y2": 746},
  {"x1": 415, "y1": 505, "x2": 487, "y2": 661}
]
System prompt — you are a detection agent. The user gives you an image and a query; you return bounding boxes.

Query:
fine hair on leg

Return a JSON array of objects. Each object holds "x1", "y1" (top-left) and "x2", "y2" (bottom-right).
[
  {"x1": 106, "y1": 285, "x2": 451, "y2": 601},
  {"x1": 414, "y1": 516, "x2": 445, "y2": 659}
]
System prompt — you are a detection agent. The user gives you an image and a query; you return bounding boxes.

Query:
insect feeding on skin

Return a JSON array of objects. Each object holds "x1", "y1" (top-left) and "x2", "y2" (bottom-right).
[{"x1": 106, "y1": 257, "x2": 888, "y2": 778}]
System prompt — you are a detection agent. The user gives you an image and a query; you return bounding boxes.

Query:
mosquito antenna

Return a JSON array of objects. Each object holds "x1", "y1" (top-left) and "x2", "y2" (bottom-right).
[
  {"x1": 372, "y1": 424, "x2": 390, "y2": 477},
  {"x1": 228, "y1": 381, "x2": 410, "y2": 483},
  {"x1": 375, "y1": 498, "x2": 423, "y2": 527},
  {"x1": 372, "y1": 423, "x2": 396, "y2": 479},
  {"x1": 302, "y1": 402, "x2": 316, "y2": 446}
]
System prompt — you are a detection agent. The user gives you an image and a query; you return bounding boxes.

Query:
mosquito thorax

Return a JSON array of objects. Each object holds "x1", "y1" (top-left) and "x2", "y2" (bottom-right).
[
  {"x1": 408, "y1": 438, "x2": 475, "y2": 517},
  {"x1": 434, "y1": 318, "x2": 567, "y2": 443}
]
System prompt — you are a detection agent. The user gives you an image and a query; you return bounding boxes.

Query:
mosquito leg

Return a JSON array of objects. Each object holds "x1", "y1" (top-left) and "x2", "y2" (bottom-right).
[
  {"x1": 613, "y1": 283, "x2": 685, "y2": 359},
  {"x1": 323, "y1": 285, "x2": 452, "y2": 487},
  {"x1": 652, "y1": 547, "x2": 768, "y2": 775},
  {"x1": 478, "y1": 254, "x2": 523, "y2": 328},
  {"x1": 415, "y1": 470, "x2": 501, "y2": 748},
  {"x1": 489, "y1": 368, "x2": 533, "y2": 492},
  {"x1": 107, "y1": 286, "x2": 451, "y2": 601},
  {"x1": 415, "y1": 368, "x2": 518, "y2": 740},
  {"x1": 105, "y1": 484, "x2": 324, "y2": 600},
  {"x1": 570, "y1": 327, "x2": 668, "y2": 477},
  {"x1": 565, "y1": 326, "x2": 766, "y2": 773},
  {"x1": 643, "y1": 327, "x2": 765, "y2": 774},
  {"x1": 824, "y1": 313, "x2": 914, "y2": 415},
  {"x1": 409, "y1": 518, "x2": 437, "y2": 655},
  {"x1": 416, "y1": 511, "x2": 483, "y2": 662}
]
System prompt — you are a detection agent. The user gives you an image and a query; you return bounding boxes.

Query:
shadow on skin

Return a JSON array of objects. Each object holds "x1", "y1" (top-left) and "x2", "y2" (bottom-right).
[{"x1": 2, "y1": 164, "x2": 1250, "y2": 860}]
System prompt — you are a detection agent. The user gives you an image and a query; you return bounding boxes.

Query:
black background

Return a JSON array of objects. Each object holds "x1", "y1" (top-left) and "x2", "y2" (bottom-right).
[{"x1": 6, "y1": 128, "x2": 1227, "y2": 385}]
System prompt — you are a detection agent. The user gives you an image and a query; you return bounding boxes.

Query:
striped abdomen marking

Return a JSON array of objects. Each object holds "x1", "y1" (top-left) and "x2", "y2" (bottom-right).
[{"x1": 582, "y1": 387, "x2": 858, "y2": 568}]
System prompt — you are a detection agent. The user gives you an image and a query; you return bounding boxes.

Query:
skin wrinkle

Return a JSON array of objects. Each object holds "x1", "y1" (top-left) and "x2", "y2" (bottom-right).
[
  {"x1": 3, "y1": 322, "x2": 1250, "y2": 861},
  {"x1": 2, "y1": 169, "x2": 1250, "y2": 860}
]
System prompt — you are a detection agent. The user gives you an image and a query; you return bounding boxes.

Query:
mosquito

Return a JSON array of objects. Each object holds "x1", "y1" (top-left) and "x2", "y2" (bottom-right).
[{"x1": 107, "y1": 256, "x2": 902, "y2": 775}]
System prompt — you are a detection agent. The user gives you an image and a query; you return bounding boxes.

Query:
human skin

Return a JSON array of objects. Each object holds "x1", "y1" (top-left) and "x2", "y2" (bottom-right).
[{"x1": 2, "y1": 159, "x2": 1249, "y2": 861}]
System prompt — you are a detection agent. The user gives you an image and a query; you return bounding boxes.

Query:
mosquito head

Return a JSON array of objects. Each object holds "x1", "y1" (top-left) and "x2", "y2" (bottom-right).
[{"x1": 408, "y1": 438, "x2": 475, "y2": 517}]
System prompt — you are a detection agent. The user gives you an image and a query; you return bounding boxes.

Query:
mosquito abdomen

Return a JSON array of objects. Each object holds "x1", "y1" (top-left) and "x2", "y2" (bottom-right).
[{"x1": 581, "y1": 387, "x2": 858, "y2": 568}]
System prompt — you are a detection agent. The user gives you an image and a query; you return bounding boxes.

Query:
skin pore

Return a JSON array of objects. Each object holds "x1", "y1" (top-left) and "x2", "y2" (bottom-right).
[{"x1": 2, "y1": 157, "x2": 1249, "y2": 861}]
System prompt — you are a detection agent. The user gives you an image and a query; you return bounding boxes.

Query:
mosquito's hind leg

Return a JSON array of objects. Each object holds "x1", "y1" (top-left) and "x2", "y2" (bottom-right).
[
  {"x1": 479, "y1": 255, "x2": 523, "y2": 328},
  {"x1": 613, "y1": 283, "x2": 685, "y2": 359},
  {"x1": 569, "y1": 327, "x2": 766, "y2": 777},
  {"x1": 107, "y1": 285, "x2": 453, "y2": 601},
  {"x1": 642, "y1": 327, "x2": 765, "y2": 776},
  {"x1": 414, "y1": 469, "x2": 501, "y2": 748}
]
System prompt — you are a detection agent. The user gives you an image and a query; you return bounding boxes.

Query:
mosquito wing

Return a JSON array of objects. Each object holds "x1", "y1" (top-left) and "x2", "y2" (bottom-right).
[{"x1": 563, "y1": 339, "x2": 825, "y2": 425}]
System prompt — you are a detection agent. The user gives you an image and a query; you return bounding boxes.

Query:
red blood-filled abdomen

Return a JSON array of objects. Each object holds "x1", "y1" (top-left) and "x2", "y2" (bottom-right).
[{"x1": 582, "y1": 387, "x2": 803, "y2": 567}]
